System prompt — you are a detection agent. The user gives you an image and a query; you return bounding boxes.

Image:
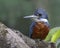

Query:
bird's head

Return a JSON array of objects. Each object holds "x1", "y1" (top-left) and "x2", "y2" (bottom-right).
[
  {"x1": 24, "y1": 8, "x2": 48, "y2": 22},
  {"x1": 34, "y1": 8, "x2": 48, "y2": 19}
]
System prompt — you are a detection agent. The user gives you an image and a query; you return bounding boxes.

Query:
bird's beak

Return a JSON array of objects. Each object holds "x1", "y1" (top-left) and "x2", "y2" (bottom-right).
[{"x1": 24, "y1": 15, "x2": 38, "y2": 19}]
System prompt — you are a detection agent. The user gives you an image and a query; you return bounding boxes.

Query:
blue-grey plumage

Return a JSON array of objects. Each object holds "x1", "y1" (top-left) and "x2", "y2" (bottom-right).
[
  {"x1": 34, "y1": 8, "x2": 48, "y2": 19},
  {"x1": 24, "y1": 8, "x2": 50, "y2": 39},
  {"x1": 29, "y1": 18, "x2": 50, "y2": 38}
]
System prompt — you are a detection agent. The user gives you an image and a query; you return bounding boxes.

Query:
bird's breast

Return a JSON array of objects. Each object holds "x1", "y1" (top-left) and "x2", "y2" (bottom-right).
[{"x1": 31, "y1": 22, "x2": 49, "y2": 40}]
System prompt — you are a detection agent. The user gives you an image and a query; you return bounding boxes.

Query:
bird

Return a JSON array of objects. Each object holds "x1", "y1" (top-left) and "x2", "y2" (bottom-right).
[{"x1": 24, "y1": 8, "x2": 50, "y2": 40}]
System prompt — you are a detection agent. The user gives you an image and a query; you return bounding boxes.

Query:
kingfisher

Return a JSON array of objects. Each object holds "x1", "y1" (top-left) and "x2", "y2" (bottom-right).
[{"x1": 24, "y1": 8, "x2": 50, "y2": 40}]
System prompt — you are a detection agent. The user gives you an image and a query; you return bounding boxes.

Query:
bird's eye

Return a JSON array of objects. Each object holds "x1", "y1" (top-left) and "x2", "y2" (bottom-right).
[{"x1": 39, "y1": 14, "x2": 42, "y2": 16}]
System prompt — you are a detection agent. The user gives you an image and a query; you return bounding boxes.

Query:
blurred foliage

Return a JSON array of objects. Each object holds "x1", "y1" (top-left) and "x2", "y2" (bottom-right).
[
  {"x1": 0, "y1": 0, "x2": 60, "y2": 37},
  {"x1": 45, "y1": 27, "x2": 60, "y2": 48},
  {"x1": 48, "y1": 0, "x2": 60, "y2": 28},
  {"x1": 45, "y1": 27, "x2": 60, "y2": 42},
  {"x1": 0, "y1": 0, "x2": 36, "y2": 36},
  {"x1": 56, "y1": 39, "x2": 60, "y2": 48}
]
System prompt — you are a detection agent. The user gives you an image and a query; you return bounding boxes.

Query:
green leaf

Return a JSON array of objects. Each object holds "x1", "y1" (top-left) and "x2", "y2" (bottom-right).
[{"x1": 45, "y1": 27, "x2": 60, "y2": 43}]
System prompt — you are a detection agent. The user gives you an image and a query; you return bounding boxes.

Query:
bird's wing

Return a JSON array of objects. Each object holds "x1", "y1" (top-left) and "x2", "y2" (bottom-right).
[{"x1": 29, "y1": 22, "x2": 35, "y2": 37}]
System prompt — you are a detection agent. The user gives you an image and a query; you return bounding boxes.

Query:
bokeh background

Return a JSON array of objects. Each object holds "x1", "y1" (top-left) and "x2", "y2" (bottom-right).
[{"x1": 0, "y1": 0, "x2": 60, "y2": 36}]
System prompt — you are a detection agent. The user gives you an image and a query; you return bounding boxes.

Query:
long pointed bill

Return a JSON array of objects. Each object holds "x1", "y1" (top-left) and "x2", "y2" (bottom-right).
[{"x1": 24, "y1": 15, "x2": 38, "y2": 18}]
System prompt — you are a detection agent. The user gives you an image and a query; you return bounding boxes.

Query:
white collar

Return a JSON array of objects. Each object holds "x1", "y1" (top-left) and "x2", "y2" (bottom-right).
[{"x1": 32, "y1": 18, "x2": 48, "y2": 23}]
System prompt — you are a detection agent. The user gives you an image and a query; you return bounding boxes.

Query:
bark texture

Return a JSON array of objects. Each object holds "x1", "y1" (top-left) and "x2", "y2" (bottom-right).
[{"x1": 0, "y1": 22, "x2": 56, "y2": 48}]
